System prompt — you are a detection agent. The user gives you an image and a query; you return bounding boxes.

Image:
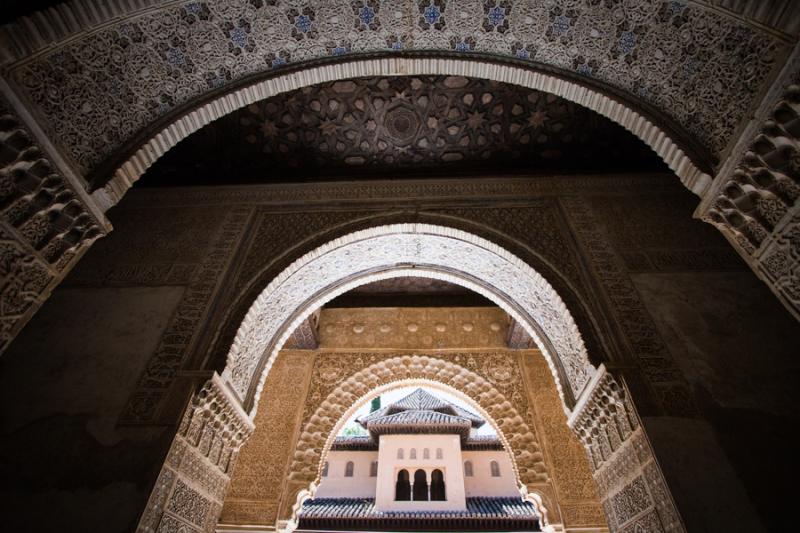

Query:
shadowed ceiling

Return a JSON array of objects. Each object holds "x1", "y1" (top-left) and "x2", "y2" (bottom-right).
[
  {"x1": 139, "y1": 75, "x2": 666, "y2": 186},
  {"x1": 327, "y1": 278, "x2": 494, "y2": 308}
]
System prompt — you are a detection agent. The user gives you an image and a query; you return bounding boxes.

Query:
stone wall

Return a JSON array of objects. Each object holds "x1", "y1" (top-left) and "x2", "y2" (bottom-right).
[{"x1": 1, "y1": 175, "x2": 796, "y2": 532}]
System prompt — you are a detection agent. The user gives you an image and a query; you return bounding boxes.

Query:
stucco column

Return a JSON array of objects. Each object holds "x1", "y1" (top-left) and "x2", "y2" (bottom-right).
[
  {"x1": 568, "y1": 365, "x2": 684, "y2": 532},
  {"x1": 137, "y1": 373, "x2": 254, "y2": 532}
]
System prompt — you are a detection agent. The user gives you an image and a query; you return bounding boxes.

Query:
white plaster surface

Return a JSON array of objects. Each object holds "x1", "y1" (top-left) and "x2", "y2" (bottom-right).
[
  {"x1": 462, "y1": 450, "x2": 519, "y2": 498},
  {"x1": 376, "y1": 434, "x2": 467, "y2": 512},
  {"x1": 314, "y1": 450, "x2": 378, "y2": 499}
]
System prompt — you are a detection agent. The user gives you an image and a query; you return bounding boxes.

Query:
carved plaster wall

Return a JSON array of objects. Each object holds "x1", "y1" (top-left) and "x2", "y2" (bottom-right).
[
  {"x1": 702, "y1": 58, "x2": 800, "y2": 319},
  {"x1": 522, "y1": 346, "x2": 607, "y2": 528},
  {"x1": 138, "y1": 373, "x2": 254, "y2": 533},
  {"x1": 5, "y1": 176, "x2": 789, "y2": 532},
  {"x1": 568, "y1": 367, "x2": 684, "y2": 533},
  {"x1": 317, "y1": 306, "x2": 510, "y2": 349},
  {"x1": 0, "y1": 0, "x2": 797, "y2": 375},
  {"x1": 111, "y1": 178, "x2": 716, "y2": 429}
]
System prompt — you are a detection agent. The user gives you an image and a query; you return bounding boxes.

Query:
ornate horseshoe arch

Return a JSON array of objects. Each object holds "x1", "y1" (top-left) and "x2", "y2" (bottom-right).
[
  {"x1": 100, "y1": 56, "x2": 711, "y2": 208},
  {"x1": 284, "y1": 368, "x2": 553, "y2": 530},
  {"x1": 222, "y1": 223, "x2": 597, "y2": 414},
  {"x1": 140, "y1": 223, "x2": 686, "y2": 533},
  {"x1": 290, "y1": 359, "x2": 547, "y2": 488}
]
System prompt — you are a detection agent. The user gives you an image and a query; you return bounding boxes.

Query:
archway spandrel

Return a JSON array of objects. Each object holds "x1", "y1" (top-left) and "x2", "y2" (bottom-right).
[
  {"x1": 518, "y1": 351, "x2": 609, "y2": 528},
  {"x1": 221, "y1": 351, "x2": 314, "y2": 526}
]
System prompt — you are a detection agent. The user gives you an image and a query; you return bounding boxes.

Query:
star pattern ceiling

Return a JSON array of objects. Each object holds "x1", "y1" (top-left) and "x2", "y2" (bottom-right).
[{"x1": 141, "y1": 75, "x2": 665, "y2": 186}]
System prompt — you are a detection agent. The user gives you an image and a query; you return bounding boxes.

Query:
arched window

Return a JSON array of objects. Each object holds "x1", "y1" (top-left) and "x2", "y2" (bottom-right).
[
  {"x1": 345, "y1": 461, "x2": 354, "y2": 477},
  {"x1": 423, "y1": 448, "x2": 430, "y2": 459},
  {"x1": 395, "y1": 469, "x2": 411, "y2": 500},
  {"x1": 322, "y1": 461, "x2": 329, "y2": 477},
  {"x1": 464, "y1": 460, "x2": 473, "y2": 477},
  {"x1": 397, "y1": 448, "x2": 404, "y2": 460},
  {"x1": 370, "y1": 461, "x2": 378, "y2": 477},
  {"x1": 490, "y1": 460, "x2": 500, "y2": 477},
  {"x1": 430, "y1": 469, "x2": 446, "y2": 501},
  {"x1": 413, "y1": 469, "x2": 428, "y2": 501},
  {"x1": 410, "y1": 448, "x2": 417, "y2": 459},
  {"x1": 436, "y1": 448, "x2": 443, "y2": 459}
]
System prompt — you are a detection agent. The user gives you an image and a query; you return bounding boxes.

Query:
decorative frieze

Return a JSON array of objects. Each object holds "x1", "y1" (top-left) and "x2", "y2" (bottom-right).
[
  {"x1": 317, "y1": 306, "x2": 509, "y2": 350},
  {"x1": 5, "y1": 0, "x2": 784, "y2": 169}
]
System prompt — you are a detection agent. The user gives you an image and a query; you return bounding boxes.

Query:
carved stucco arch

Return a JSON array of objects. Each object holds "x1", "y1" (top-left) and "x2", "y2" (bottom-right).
[
  {"x1": 99, "y1": 56, "x2": 711, "y2": 208},
  {"x1": 222, "y1": 223, "x2": 596, "y2": 414},
  {"x1": 143, "y1": 223, "x2": 686, "y2": 533},
  {"x1": 211, "y1": 209, "x2": 607, "y2": 373},
  {"x1": 290, "y1": 359, "x2": 546, "y2": 488},
  {"x1": 285, "y1": 368, "x2": 552, "y2": 529},
  {"x1": 7, "y1": 0, "x2": 790, "y2": 207}
]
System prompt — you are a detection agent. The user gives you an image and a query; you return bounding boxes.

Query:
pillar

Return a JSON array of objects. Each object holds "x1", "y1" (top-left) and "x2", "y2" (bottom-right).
[{"x1": 137, "y1": 373, "x2": 254, "y2": 532}]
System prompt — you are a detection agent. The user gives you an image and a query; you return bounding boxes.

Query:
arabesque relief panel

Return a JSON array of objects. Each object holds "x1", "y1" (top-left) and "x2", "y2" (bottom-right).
[{"x1": 521, "y1": 348, "x2": 606, "y2": 528}]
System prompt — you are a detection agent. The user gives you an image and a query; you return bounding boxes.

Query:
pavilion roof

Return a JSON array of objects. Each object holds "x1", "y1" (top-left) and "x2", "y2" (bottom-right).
[
  {"x1": 364, "y1": 409, "x2": 473, "y2": 437},
  {"x1": 357, "y1": 389, "x2": 485, "y2": 432}
]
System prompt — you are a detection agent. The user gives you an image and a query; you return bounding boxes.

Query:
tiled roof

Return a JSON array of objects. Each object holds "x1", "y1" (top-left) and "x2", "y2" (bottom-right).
[
  {"x1": 463, "y1": 435, "x2": 504, "y2": 451},
  {"x1": 356, "y1": 404, "x2": 393, "y2": 425},
  {"x1": 364, "y1": 409, "x2": 472, "y2": 437},
  {"x1": 451, "y1": 404, "x2": 486, "y2": 427},
  {"x1": 393, "y1": 389, "x2": 453, "y2": 411},
  {"x1": 329, "y1": 434, "x2": 504, "y2": 451},
  {"x1": 330, "y1": 436, "x2": 378, "y2": 451},
  {"x1": 297, "y1": 497, "x2": 541, "y2": 531},
  {"x1": 356, "y1": 388, "x2": 486, "y2": 432}
]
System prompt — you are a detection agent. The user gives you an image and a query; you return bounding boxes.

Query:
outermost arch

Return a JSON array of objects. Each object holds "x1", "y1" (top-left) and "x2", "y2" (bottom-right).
[
  {"x1": 286, "y1": 375, "x2": 553, "y2": 531},
  {"x1": 221, "y1": 223, "x2": 596, "y2": 415},
  {"x1": 98, "y1": 55, "x2": 713, "y2": 209}
]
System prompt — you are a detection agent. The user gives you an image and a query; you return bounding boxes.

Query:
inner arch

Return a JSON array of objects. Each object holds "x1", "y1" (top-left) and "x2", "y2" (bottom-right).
[
  {"x1": 287, "y1": 377, "x2": 553, "y2": 531},
  {"x1": 222, "y1": 223, "x2": 596, "y2": 415}
]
